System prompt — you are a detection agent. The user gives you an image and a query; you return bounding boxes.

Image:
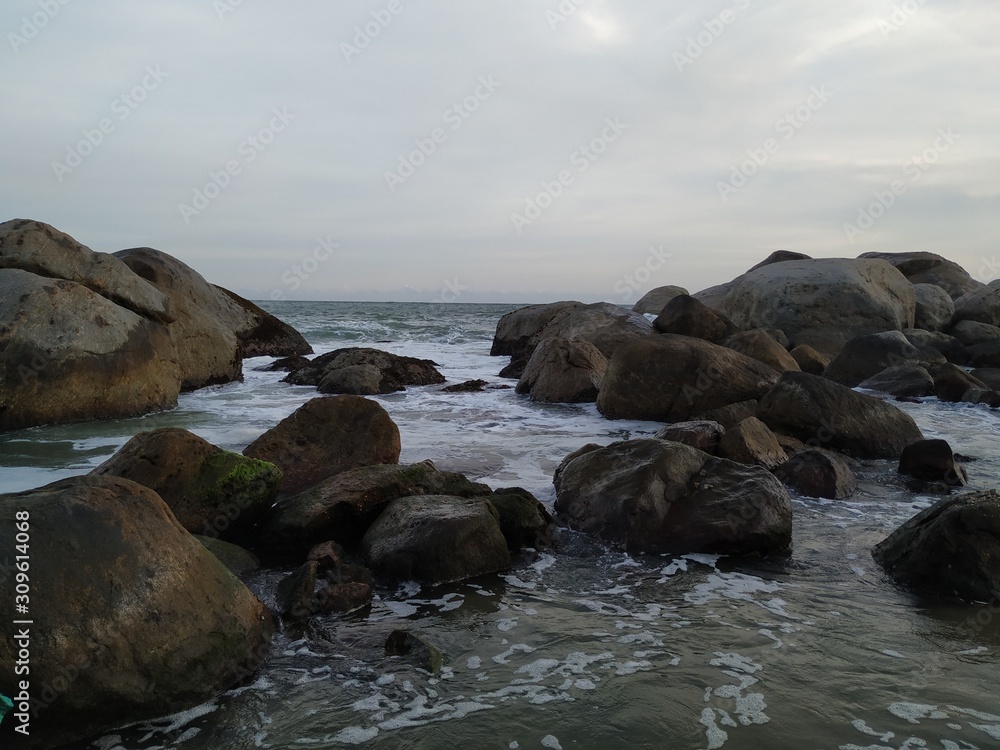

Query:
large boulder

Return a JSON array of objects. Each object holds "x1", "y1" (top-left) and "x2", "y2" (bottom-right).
[
  {"x1": 932, "y1": 363, "x2": 989, "y2": 402},
  {"x1": 858, "y1": 365, "x2": 935, "y2": 398},
  {"x1": 553, "y1": 439, "x2": 792, "y2": 555},
  {"x1": 0, "y1": 475, "x2": 273, "y2": 749},
  {"x1": 898, "y1": 439, "x2": 968, "y2": 488},
  {"x1": 0, "y1": 218, "x2": 174, "y2": 322},
  {"x1": 632, "y1": 285, "x2": 689, "y2": 314},
  {"x1": 950, "y1": 320, "x2": 1000, "y2": 347},
  {"x1": 757, "y1": 372, "x2": 923, "y2": 458},
  {"x1": 721, "y1": 258, "x2": 916, "y2": 357},
  {"x1": 858, "y1": 251, "x2": 985, "y2": 299},
  {"x1": 913, "y1": 283, "x2": 956, "y2": 332},
  {"x1": 717, "y1": 417, "x2": 786, "y2": 469},
  {"x1": 244, "y1": 396, "x2": 401, "y2": 495},
  {"x1": 491, "y1": 302, "x2": 653, "y2": 378},
  {"x1": 968, "y1": 339, "x2": 1000, "y2": 368},
  {"x1": 971, "y1": 368, "x2": 1000, "y2": 391},
  {"x1": 260, "y1": 461, "x2": 491, "y2": 557},
  {"x1": 0, "y1": 269, "x2": 181, "y2": 431},
  {"x1": 515, "y1": 337, "x2": 607, "y2": 403},
  {"x1": 872, "y1": 490, "x2": 1000, "y2": 603},
  {"x1": 596, "y1": 335, "x2": 779, "y2": 421},
  {"x1": 823, "y1": 330, "x2": 945, "y2": 387},
  {"x1": 953, "y1": 287, "x2": 1000, "y2": 327},
  {"x1": 92, "y1": 428, "x2": 281, "y2": 545},
  {"x1": 113, "y1": 248, "x2": 245, "y2": 390},
  {"x1": 692, "y1": 251, "x2": 812, "y2": 313},
  {"x1": 789, "y1": 344, "x2": 829, "y2": 375},
  {"x1": 212, "y1": 286, "x2": 312, "y2": 358},
  {"x1": 723, "y1": 329, "x2": 800, "y2": 374},
  {"x1": 285, "y1": 347, "x2": 445, "y2": 394},
  {"x1": 362, "y1": 495, "x2": 511, "y2": 584},
  {"x1": 652, "y1": 295, "x2": 737, "y2": 342}
]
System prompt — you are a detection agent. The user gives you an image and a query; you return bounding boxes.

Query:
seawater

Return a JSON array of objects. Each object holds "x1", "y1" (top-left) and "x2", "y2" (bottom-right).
[{"x1": 2, "y1": 301, "x2": 1000, "y2": 750}]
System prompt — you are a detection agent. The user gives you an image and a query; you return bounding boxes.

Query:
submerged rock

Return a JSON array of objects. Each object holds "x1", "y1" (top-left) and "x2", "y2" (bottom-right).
[
  {"x1": 553, "y1": 439, "x2": 792, "y2": 556},
  {"x1": 0, "y1": 475, "x2": 273, "y2": 750},
  {"x1": 773, "y1": 448, "x2": 858, "y2": 499},
  {"x1": 93, "y1": 428, "x2": 281, "y2": 545},
  {"x1": 244, "y1": 396, "x2": 401, "y2": 496},
  {"x1": 596, "y1": 335, "x2": 779, "y2": 422},
  {"x1": 898, "y1": 439, "x2": 968, "y2": 488},
  {"x1": 285, "y1": 347, "x2": 444, "y2": 394},
  {"x1": 873, "y1": 490, "x2": 1000, "y2": 603}
]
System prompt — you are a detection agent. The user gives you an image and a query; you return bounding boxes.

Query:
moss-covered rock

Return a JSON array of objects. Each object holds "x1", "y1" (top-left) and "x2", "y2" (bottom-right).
[{"x1": 93, "y1": 428, "x2": 281, "y2": 545}]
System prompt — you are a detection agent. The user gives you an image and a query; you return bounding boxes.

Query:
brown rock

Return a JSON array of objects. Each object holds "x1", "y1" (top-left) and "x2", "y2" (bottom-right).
[{"x1": 718, "y1": 417, "x2": 787, "y2": 469}]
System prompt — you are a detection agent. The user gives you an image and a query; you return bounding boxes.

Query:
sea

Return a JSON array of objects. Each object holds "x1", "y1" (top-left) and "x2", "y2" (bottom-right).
[{"x1": 2, "y1": 301, "x2": 1000, "y2": 750}]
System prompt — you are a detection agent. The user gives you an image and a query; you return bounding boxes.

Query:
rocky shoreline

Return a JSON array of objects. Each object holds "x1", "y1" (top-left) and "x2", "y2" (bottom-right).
[{"x1": 1, "y1": 221, "x2": 999, "y2": 749}]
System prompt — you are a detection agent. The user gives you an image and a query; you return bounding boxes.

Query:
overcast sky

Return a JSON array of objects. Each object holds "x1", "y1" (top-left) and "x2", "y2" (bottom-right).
[{"x1": 2, "y1": 1, "x2": 998, "y2": 303}]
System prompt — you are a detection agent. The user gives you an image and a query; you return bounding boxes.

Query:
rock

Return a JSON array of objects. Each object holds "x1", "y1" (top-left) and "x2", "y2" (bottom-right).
[
  {"x1": 211, "y1": 286, "x2": 312, "y2": 358},
  {"x1": 858, "y1": 251, "x2": 985, "y2": 299},
  {"x1": 858, "y1": 365, "x2": 935, "y2": 398},
  {"x1": 244, "y1": 396, "x2": 401, "y2": 496},
  {"x1": 654, "y1": 420, "x2": 725, "y2": 454},
  {"x1": 0, "y1": 475, "x2": 273, "y2": 750},
  {"x1": 195, "y1": 536, "x2": 261, "y2": 576},
  {"x1": 632, "y1": 285, "x2": 689, "y2": 314},
  {"x1": 722, "y1": 258, "x2": 916, "y2": 357},
  {"x1": 757, "y1": 372, "x2": 923, "y2": 458},
  {"x1": 653, "y1": 294, "x2": 736, "y2": 342},
  {"x1": 277, "y1": 561, "x2": 319, "y2": 620},
  {"x1": 931, "y1": 363, "x2": 989, "y2": 402},
  {"x1": 442, "y1": 379, "x2": 488, "y2": 393},
  {"x1": 596, "y1": 335, "x2": 779, "y2": 422},
  {"x1": 0, "y1": 218, "x2": 174, "y2": 322},
  {"x1": 385, "y1": 630, "x2": 444, "y2": 674},
  {"x1": 898, "y1": 439, "x2": 968, "y2": 487},
  {"x1": 789, "y1": 344, "x2": 830, "y2": 375},
  {"x1": 516, "y1": 337, "x2": 607, "y2": 403},
  {"x1": 717, "y1": 417, "x2": 786, "y2": 469},
  {"x1": 260, "y1": 461, "x2": 492, "y2": 557},
  {"x1": 961, "y1": 388, "x2": 1000, "y2": 407},
  {"x1": 362, "y1": 495, "x2": 511, "y2": 584},
  {"x1": 913, "y1": 283, "x2": 956, "y2": 331},
  {"x1": 773, "y1": 449, "x2": 858, "y2": 499},
  {"x1": 872, "y1": 490, "x2": 1000, "y2": 603},
  {"x1": 723, "y1": 329, "x2": 800, "y2": 374},
  {"x1": 315, "y1": 582, "x2": 372, "y2": 614},
  {"x1": 487, "y1": 487, "x2": 554, "y2": 549},
  {"x1": 971, "y1": 368, "x2": 1000, "y2": 390},
  {"x1": 696, "y1": 400, "x2": 759, "y2": 430},
  {"x1": 92, "y1": 428, "x2": 281, "y2": 545},
  {"x1": 491, "y1": 302, "x2": 653, "y2": 378},
  {"x1": 553, "y1": 439, "x2": 792, "y2": 555},
  {"x1": 823, "y1": 331, "x2": 946, "y2": 387},
  {"x1": 949, "y1": 320, "x2": 1000, "y2": 347},
  {"x1": 747, "y1": 250, "x2": 815, "y2": 272},
  {"x1": 115, "y1": 247, "x2": 246, "y2": 390},
  {"x1": 285, "y1": 347, "x2": 444, "y2": 394},
  {"x1": 968, "y1": 339, "x2": 1000, "y2": 368},
  {"x1": 255, "y1": 355, "x2": 311, "y2": 373},
  {"x1": 0, "y1": 269, "x2": 181, "y2": 431},
  {"x1": 902, "y1": 329, "x2": 969, "y2": 365},
  {"x1": 692, "y1": 251, "x2": 813, "y2": 313},
  {"x1": 307, "y1": 540, "x2": 346, "y2": 570},
  {"x1": 953, "y1": 286, "x2": 1000, "y2": 327}
]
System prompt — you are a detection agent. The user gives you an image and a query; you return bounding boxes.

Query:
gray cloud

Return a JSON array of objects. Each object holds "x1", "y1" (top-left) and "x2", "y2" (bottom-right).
[{"x1": 2, "y1": 0, "x2": 998, "y2": 302}]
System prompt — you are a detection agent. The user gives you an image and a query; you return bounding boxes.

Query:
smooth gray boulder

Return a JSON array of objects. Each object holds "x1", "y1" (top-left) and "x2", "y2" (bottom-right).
[
  {"x1": 913, "y1": 283, "x2": 956, "y2": 331},
  {"x1": 632, "y1": 285, "x2": 689, "y2": 314},
  {"x1": 516, "y1": 337, "x2": 607, "y2": 403},
  {"x1": 858, "y1": 251, "x2": 985, "y2": 299},
  {"x1": 858, "y1": 365, "x2": 935, "y2": 398},
  {"x1": 823, "y1": 330, "x2": 945, "y2": 387}
]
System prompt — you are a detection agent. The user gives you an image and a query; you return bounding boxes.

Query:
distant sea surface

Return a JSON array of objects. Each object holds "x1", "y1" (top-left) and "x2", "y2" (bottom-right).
[{"x1": 3, "y1": 301, "x2": 1000, "y2": 750}]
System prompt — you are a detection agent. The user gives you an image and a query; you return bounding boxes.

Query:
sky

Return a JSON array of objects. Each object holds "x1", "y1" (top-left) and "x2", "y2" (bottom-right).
[{"x1": 2, "y1": 1, "x2": 999, "y2": 304}]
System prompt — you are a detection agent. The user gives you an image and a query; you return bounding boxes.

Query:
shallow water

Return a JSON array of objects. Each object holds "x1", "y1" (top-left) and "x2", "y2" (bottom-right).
[{"x1": 2, "y1": 302, "x2": 999, "y2": 750}]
